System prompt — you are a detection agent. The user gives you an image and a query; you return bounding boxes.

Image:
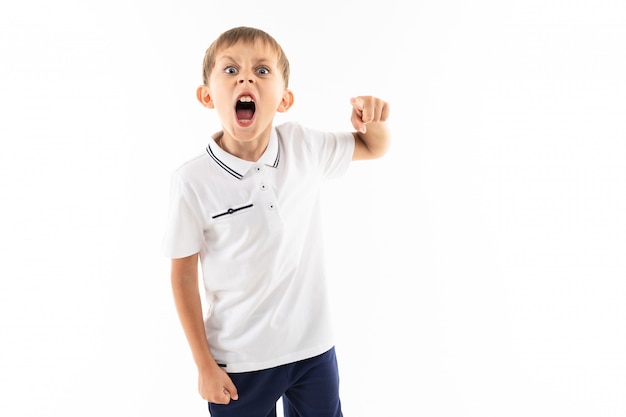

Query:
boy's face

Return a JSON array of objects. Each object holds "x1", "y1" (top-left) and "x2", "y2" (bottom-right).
[{"x1": 198, "y1": 39, "x2": 293, "y2": 144}]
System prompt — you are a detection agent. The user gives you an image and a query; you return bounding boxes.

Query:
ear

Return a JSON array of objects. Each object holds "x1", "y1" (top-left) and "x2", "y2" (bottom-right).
[
  {"x1": 196, "y1": 85, "x2": 214, "y2": 109},
  {"x1": 276, "y1": 89, "x2": 294, "y2": 113}
]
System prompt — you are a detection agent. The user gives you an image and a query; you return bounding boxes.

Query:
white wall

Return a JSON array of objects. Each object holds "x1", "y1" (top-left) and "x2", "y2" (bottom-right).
[{"x1": 1, "y1": 1, "x2": 625, "y2": 416}]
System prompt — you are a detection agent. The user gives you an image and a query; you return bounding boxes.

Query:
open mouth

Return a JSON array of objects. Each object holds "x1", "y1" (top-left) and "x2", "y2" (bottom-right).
[{"x1": 235, "y1": 95, "x2": 256, "y2": 124}]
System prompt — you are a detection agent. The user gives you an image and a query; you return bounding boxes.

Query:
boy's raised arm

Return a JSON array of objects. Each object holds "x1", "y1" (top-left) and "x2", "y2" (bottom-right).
[{"x1": 350, "y1": 96, "x2": 391, "y2": 161}]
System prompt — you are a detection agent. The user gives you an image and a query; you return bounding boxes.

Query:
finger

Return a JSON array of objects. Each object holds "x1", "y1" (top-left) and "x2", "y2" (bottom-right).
[
  {"x1": 361, "y1": 102, "x2": 374, "y2": 124},
  {"x1": 219, "y1": 389, "x2": 232, "y2": 404},
  {"x1": 351, "y1": 96, "x2": 373, "y2": 122},
  {"x1": 351, "y1": 111, "x2": 367, "y2": 134},
  {"x1": 211, "y1": 389, "x2": 231, "y2": 405},
  {"x1": 225, "y1": 383, "x2": 239, "y2": 401},
  {"x1": 379, "y1": 101, "x2": 390, "y2": 121},
  {"x1": 349, "y1": 96, "x2": 363, "y2": 111},
  {"x1": 350, "y1": 97, "x2": 367, "y2": 133},
  {"x1": 355, "y1": 96, "x2": 379, "y2": 124}
]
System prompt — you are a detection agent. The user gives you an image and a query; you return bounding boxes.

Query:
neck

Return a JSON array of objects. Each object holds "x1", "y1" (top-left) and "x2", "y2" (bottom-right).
[{"x1": 217, "y1": 135, "x2": 268, "y2": 162}]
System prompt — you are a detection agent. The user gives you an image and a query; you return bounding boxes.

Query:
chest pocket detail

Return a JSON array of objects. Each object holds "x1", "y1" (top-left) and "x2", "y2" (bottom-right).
[{"x1": 211, "y1": 203, "x2": 254, "y2": 219}]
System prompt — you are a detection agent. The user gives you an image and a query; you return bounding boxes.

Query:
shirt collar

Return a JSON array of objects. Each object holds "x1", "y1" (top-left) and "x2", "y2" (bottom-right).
[{"x1": 206, "y1": 128, "x2": 280, "y2": 180}]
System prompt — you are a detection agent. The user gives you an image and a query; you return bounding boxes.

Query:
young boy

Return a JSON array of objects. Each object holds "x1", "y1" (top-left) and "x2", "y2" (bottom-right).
[{"x1": 162, "y1": 26, "x2": 390, "y2": 417}]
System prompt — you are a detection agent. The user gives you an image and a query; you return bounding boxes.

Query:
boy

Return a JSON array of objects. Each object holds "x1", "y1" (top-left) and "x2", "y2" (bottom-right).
[{"x1": 162, "y1": 26, "x2": 390, "y2": 417}]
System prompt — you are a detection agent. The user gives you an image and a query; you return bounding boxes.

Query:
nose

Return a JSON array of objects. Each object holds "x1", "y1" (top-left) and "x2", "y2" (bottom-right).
[{"x1": 238, "y1": 74, "x2": 254, "y2": 84}]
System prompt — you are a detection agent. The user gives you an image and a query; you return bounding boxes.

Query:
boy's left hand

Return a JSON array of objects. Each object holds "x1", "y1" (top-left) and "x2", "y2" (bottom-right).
[{"x1": 350, "y1": 96, "x2": 390, "y2": 134}]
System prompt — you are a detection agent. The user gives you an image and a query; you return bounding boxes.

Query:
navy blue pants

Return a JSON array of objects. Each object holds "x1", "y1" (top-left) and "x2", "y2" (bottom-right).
[{"x1": 208, "y1": 347, "x2": 343, "y2": 417}]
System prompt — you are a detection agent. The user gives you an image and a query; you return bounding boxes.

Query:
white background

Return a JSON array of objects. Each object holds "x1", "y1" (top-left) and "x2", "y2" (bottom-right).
[{"x1": 1, "y1": 1, "x2": 625, "y2": 416}]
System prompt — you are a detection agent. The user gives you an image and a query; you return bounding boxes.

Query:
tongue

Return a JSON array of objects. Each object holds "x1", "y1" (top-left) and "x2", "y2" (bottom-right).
[{"x1": 237, "y1": 109, "x2": 254, "y2": 120}]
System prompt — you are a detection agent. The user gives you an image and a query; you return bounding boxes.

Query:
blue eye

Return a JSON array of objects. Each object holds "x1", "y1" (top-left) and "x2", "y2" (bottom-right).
[
  {"x1": 224, "y1": 66, "x2": 237, "y2": 74},
  {"x1": 256, "y1": 67, "x2": 270, "y2": 75}
]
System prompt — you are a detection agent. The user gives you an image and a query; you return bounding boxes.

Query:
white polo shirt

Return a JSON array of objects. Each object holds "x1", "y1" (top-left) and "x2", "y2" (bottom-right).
[{"x1": 162, "y1": 121, "x2": 355, "y2": 373}]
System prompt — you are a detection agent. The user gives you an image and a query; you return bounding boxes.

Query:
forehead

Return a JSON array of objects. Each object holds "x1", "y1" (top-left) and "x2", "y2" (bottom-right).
[{"x1": 215, "y1": 39, "x2": 279, "y2": 62}]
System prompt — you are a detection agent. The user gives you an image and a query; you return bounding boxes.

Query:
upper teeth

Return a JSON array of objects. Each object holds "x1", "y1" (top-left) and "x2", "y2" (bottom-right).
[{"x1": 239, "y1": 96, "x2": 253, "y2": 103}]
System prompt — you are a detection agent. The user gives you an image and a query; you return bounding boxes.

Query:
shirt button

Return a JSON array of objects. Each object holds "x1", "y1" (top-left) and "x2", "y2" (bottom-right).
[
  {"x1": 268, "y1": 203, "x2": 275, "y2": 210},
  {"x1": 260, "y1": 184, "x2": 267, "y2": 191},
  {"x1": 255, "y1": 166, "x2": 262, "y2": 173}
]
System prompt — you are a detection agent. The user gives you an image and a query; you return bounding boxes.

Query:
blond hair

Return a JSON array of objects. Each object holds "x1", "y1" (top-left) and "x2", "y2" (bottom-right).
[{"x1": 201, "y1": 26, "x2": 290, "y2": 87}]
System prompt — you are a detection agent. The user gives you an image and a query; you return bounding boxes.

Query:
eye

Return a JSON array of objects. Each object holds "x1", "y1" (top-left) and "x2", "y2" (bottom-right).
[
  {"x1": 256, "y1": 67, "x2": 270, "y2": 75},
  {"x1": 224, "y1": 66, "x2": 238, "y2": 74}
]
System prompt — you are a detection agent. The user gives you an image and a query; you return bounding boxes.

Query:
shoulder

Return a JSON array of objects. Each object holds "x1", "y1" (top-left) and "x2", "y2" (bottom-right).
[
  {"x1": 275, "y1": 121, "x2": 307, "y2": 140},
  {"x1": 170, "y1": 152, "x2": 210, "y2": 183}
]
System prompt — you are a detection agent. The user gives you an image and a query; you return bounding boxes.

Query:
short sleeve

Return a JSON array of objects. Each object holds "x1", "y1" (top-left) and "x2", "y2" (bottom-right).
[
  {"x1": 318, "y1": 130, "x2": 354, "y2": 180},
  {"x1": 294, "y1": 123, "x2": 354, "y2": 180},
  {"x1": 161, "y1": 172, "x2": 204, "y2": 259}
]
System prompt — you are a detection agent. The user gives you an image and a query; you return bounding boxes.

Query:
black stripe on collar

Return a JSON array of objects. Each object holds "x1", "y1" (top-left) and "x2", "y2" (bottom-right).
[
  {"x1": 206, "y1": 145, "x2": 243, "y2": 180},
  {"x1": 270, "y1": 143, "x2": 280, "y2": 168}
]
